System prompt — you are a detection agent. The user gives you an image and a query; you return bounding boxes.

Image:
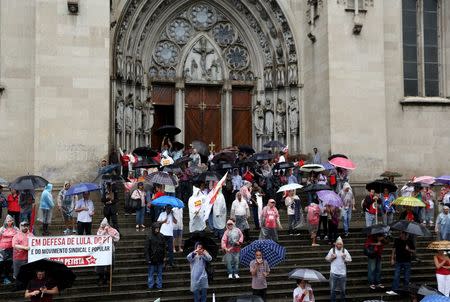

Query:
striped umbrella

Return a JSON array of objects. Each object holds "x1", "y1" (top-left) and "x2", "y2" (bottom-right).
[
  {"x1": 240, "y1": 240, "x2": 286, "y2": 268},
  {"x1": 145, "y1": 171, "x2": 177, "y2": 186},
  {"x1": 288, "y1": 268, "x2": 327, "y2": 282}
]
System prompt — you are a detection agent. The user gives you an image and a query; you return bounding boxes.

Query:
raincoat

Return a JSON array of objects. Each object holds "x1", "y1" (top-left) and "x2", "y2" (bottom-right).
[
  {"x1": 96, "y1": 218, "x2": 120, "y2": 274},
  {"x1": 212, "y1": 192, "x2": 227, "y2": 230},
  {"x1": 189, "y1": 187, "x2": 206, "y2": 233},
  {"x1": 187, "y1": 246, "x2": 212, "y2": 292},
  {"x1": 38, "y1": 184, "x2": 54, "y2": 224},
  {"x1": 58, "y1": 182, "x2": 76, "y2": 218},
  {"x1": 436, "y1": 210, "x2": 450, "y2": 240}
]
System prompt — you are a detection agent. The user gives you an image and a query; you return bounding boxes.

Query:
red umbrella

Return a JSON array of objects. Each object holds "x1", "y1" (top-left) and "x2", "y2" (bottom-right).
[{"x1": 329, "y1": 157, "x2": 356, "y2": 170}]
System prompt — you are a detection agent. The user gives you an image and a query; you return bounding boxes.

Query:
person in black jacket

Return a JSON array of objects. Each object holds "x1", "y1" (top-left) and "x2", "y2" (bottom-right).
[
  {"x1": 145, "y1": 222, "x2": 167, "y2": 290},
  {"x1": 101, "y1": 182, "x2": 119, "y2": 232}
]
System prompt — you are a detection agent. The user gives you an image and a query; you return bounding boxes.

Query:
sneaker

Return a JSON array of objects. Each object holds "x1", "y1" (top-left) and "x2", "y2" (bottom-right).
[
  {"x1": 140, "y1": 225, "x2": 146, "y2": 229},
  {"x1": 311, "y1": 243, "x2": 320, "y2": 247},
  {"x1": 289, "y1": 233, "x2": 294, "y2": 236},
  {"x1": 228, "y1": 274, "x2": 233, "y2": 279},
  {"x1": 386, "y1": 290, "x2": 398, "y2": 295},
  {"x1": 377, "y1": 284, "x2": 385, "y2": 289},
  {"x1": 234, "y1": 274, "x2": 240, "y2": 279},
  {"x1": 136, "y1": 225, "x2": 139, "y2": 230},
  {"x1": 63, "y1": 229, "x2": 70, "y2": 235},
  {"x1": 369, "y1": 285, "x2": 376, "y2": 290},
  {"x1": 344, "y1": 232, "x2": 349, "y2": 237},
  {"x1": 324, "y1": 236, "x2": 328, "y2": 240}
]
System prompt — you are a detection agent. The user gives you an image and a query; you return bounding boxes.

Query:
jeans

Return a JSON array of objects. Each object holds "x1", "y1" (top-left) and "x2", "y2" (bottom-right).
[
  {"x1": 365, "y1": 212, "x2": 376, "y2": 227},
  {"x1": 164, "y1": 235, "x2": 174, "y2": 266},
  {"x1": 252, "y1": 206, "x2": 260, "y2": 229},
  {"x1": 136, "y1": 207, "x2": 145, "y2": 225},
  {"x1": 383, "y1": 212, "x2": 394, "y2": 225},
  {"x1": 147, "y1": 263, "x2": 163, "y2": 289},
  {"x1": 193, "y1": 288, "x2": 207, "y2": 302},
  {"x1": 224, "y1": 252, "x2": 240, "y2": 275},
  {"x1": 342, "y1": 208, "x2": 352, "y2": 233},
  {"x1": 368, "y1": 256, "x2": 382, "y2": 285},
  {"x1": 330, "y1": 273, "x2": 346, "y2": 302},
  {"x1": 318, "y1": 215, "x2": 328, "y2": 238},
  {"x1": 392, "y1": 262, "x2": 411, "y2": 291},
  {"x1": 214, "y1": 228, "x2": 224, "y2": 240}
]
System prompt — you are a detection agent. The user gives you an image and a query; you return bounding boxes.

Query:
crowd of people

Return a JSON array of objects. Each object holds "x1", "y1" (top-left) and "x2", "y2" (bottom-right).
[{"x1": 1, "y1": 141, "x2": 450, "y2": 302}]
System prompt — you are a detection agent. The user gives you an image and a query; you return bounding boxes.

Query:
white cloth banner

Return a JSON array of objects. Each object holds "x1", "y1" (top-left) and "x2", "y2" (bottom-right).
[{"x1": 28, "y1": 235, "x2": 112, "y2": 268}]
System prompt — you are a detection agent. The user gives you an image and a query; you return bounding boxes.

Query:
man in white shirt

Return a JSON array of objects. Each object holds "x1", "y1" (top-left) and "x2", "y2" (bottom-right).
[
  {"x1": 158, "y1": 206, "x2": 177, "y2": 267},
  {"x1": 325, "y1": 236, "x2": 352, "y2": 302},
  {"x1": 312, "y1": 148, "x2": 321, "y2": 164},
  {"x1": 75, "y1": 192, "x2": 95, "y2": 235}
]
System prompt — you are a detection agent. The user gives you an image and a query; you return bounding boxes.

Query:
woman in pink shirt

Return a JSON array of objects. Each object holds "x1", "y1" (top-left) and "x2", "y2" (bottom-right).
[
  {"x1": 0, "y1": 215, "x2": 18, "y2": 284},
  {"x1": 259, "y1": 199, "x2": 281, "y2": 242}
]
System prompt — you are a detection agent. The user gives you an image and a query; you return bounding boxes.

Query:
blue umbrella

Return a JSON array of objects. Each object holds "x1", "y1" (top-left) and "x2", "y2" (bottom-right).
[
  {"x1": 421, "y1": 295, "x2": 450, "y2": 302},
  {"x1": 98, "y1": 164, "x2": 120, "y2": 175},
  {"x1": 240, "y1": 240, "x2": 286, "y2": 268},
  {"x1": 321, "y1": 162, "x2": 335, "y2": 171},
  {"x1": 65, "y1": 183, "x2": 100, "y2": 196},
  {"x1": 151, "y1": 195, "x2": 184, "y2": 208}
]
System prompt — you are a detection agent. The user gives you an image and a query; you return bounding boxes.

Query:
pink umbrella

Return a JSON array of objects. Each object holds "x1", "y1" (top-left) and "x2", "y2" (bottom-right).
[
  {"x1": 328, "y1": 157, "x2": 356, "y2": 170},
  {"x1": 413, "y1": 176, "x2": 435, "y2": 185}
]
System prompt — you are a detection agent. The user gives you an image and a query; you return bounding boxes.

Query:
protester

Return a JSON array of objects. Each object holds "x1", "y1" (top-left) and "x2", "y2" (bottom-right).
[
  {"x1": 12, "y1": 221, "x2": 33, "y2": 280},
  {"x1": 435, "y1": 206, "x2": 450, "y2": 241},
  {"x1": 19, "y1": 190, "x2": 35, "y2": 226},
  {"x1": 96, "y1": 218, "x2": 120, "y2": 286},
  {"x1": 101, "y1": 182, "x2": 119, "y2": 232},
  {"x1": 230, "y1": 192, "x2": 250, "y2": 242},
  {"x1": 362, "y1": 189, "x2": 380, "y2": 227},
  {"x1": 75, "y1": 192, "x2": 95, "y2": 235},
  {"x1": 338, "y1": 182, "x2": 355, "y2": 237},
  {"x1": 327, "y1": 206, "x2": 340, "y2": 245},
  {"x1": 305, "y1": 202, "x2": 320, "y2": 246},
  {"x1": 150, "y1": 184, "x2": 165, "y2": 223},
  {"x1": 7, "y1": 189, "x2": 20, "y2": 227},
  {"x1": 293, "y1": 279, "x2": 315, "y2": 302},
  {"x1": 157, "y1": 206, "x2": 177, "y2": 268},
  {"x1": 24, "y1": 269, "x2": 58, "y2": 302},
  {"x1": 38, "y1": 184, "x2": 54, "y2": 236},
  {"x1": 364, "y1": 234, "x2": 387, "y2": 290},
  {"x1": 188, "y1": 187, "x2": 206, "y2": 233},
  {"x1": 0, "y1": 215, "x2": 18, "y2": 285},
  {"x1": 260, "y1": 199, "x2": 281, "y2": 242},
  {"x1": 131, "y1": 182, "x2": 146, "y2": 230},
  {"x1": 231, "y1": 169, "x2": 243, "y2": 194},
  {"x1": 187, "y1": 243, "x2": 212, "y2": 302},
  {"x1": 386, "y1": 231, "x2": 415, "y2": 295},
  {"x1": 0, "y1": 186, "x2": 6, "y2": 221},
  {"x1": 212, "y1": 189, "x2": 227, "y2": 240},
  {"x1": 221, "y1": 219, "x2": 243, "y2": 279},
  {"x1": 250, "y1": 250, "x2": 270, "y2": 301},
  {"x1": 250, "y1": 183, "x2": 262, "y2": 230},
  {"x1": 433, "y1": 249, "x2": 450, "y2": 297},
  {"x1": 285, "y1": 190, "x2": 301, "y2": 236},
  {"x1": 145, "y1": 222, "x2": 166, "y2": 290},
  {"x1": 423, "y1": 187, "x2": 435, "y2": 226},
  {"x1": 325, "y1": 236, "x2": 352, "y2": 302},
  {"x1": 57, "y1": 182, "x2": 77, "y2": 235},
  {"x1": 172, "y1": 206, "x2": 184, "y2": 253},
  {"x1": 287, "y1": 168, "x2": 298, "y2": 184},
  {"x1": 380, "y1": 187, "x2": 395, "y2": 226}
]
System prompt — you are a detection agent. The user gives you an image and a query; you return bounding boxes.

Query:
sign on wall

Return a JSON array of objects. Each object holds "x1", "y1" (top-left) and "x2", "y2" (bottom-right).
[{"x1": 28, "y1": 235, "x2": 112, "y2": 267}]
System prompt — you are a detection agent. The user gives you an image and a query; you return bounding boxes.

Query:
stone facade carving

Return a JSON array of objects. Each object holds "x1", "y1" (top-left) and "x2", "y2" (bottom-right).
[
  {"x1": 288, "y1": 64, "x2": 298, "y2": 86},
  {"x1": 264, "y1": 68, "x2": 273, "y2": 89},
  {"x1": 167, "y1": 18, "x2": 193, "y2": 44},
  {"x1": 253, "y1": 99, "x2": 265, "y2": 136},
  {"x1": 115, "y1": 89, "x2": 124, "y2": 133},
  {"x1": 126, "y1": 56, "x2": 134, "y2": 82},
  {"x1": 276, "y1": 65, "x2": 285, "y2": 87},
  {"x1": 190, "y1": 3, "x2": 217, "y2": 30},
  {"x1": 153, "y1": 41, "x2": 180, "y2": 67},
  {"x1": 225, "y1": 45, "x2": 249, "y2": 70},
  {"x1": 135, "y1": 98, "x2": 143, "y2": 133},
  {"x1": 276, "y1": 98, "x2": 286, "y2": 135},
  {"x1": 212, "y1": 23, "x2": 236, "y2": 46},
  {"x1": 124, "y1": 93, "x2": 134, "y2": 133},
  {"x1": 264, "y1": 98, "x2": 274, "y2": 136},
  {"x1": 184, "y1": 37, "x2": 223, "y2": 82},
  {"x1": 289, "y1": 96, "x2": 299, "y2": 134}
]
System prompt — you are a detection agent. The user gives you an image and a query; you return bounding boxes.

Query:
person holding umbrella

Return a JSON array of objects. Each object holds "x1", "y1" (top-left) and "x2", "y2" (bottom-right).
[
  {"x1": 362, "y1": 189, "x2": 380, "y2": 227},
  {"x1": 19, "y1": 190, "x2": 35, "y2": 227},
  {"x1": 57, "y1": 182, "x2": 77, "y2": 235},
  {"x1": 24, "y1": 269, "x2": 58, "y2": 301},
  {"x1": 386, "y1": 231, "x2": 415, "y2": 295},
  {"x1": 157, "y1": 205, "x2": 177, "y2": 268},
  {"x1": 364, "y1": 233, "x2": 387, "y2": 290},
  {"x1": 293, "y1": 279, "x2": 315, "y2": 302},
  {"x1": 74, "y1": 192, "x2": 95, "y2": 235},
  {"x1": 379, "y1": 187, "x2": 396, "y2": 225},
  {"x1": 187, "y1": 242, "x2": 212, "y2": 302},
  {"x1": 101, "y1": 182, "x2": 120, "y2": 233},
  {"x1": 433, "y1": 247, "x2": 450, "y2": 296},
  {"x1": 250, "y1": 250, "x2": 270, "y2": 301}
]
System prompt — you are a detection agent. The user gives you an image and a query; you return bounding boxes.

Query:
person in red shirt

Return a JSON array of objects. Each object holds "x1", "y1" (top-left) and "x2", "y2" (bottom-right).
[
  {"x1": 119, "y1": 148, "x2": 130, "y2": 180},
  {"x1": 7, "y1": 189, "x2": 20, "y2": 228},
  {"x1": 362, "y1": 190, "x2": 380, "y2": 227},
  {"x1": 365, "y1": 234, "x2": 387, "y2": 290},
  {"x1": 12, "y1": 221, "x2": 33, "y2": 280},
  {"x1": 434, "y1": 249, "x2": 450, "y2": 296},
  {"x1": 150, "y1": 185, "x2": 165, "y2": 223},
  {"x1": 259, "y1": 199, "x2": 281, "y2": 242}
]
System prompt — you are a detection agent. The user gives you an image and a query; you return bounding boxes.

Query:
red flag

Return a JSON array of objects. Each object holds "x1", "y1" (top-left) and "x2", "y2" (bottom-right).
[{"x1": 203, "y1": 172, "x2": 228, "y2": 221}]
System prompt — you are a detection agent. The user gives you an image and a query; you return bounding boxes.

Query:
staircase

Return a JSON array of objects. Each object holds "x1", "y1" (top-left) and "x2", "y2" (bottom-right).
[{"x1": 1, "y1": 188, "x2": 439, "y2": 302}]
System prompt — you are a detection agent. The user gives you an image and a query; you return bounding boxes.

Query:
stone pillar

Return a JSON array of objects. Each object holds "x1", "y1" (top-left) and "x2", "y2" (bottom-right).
[
  {"x1": 272, "y1": 89, "x2": 278, "y2": 141},
  {"x1": 222, "y1": 81, "x2": 233, "y2": 148},
  {"x1": 175, "y1": 81, "x2": 185, "y2": 143},
  {"x1": 285, "y1": 86, "x2": 291, "y2": 151}
]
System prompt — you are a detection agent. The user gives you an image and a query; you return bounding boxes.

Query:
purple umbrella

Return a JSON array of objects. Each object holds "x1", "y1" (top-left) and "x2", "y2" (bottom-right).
[
  {"x1": 316, "y1": 190, "x2": 343, "y2": 207},
  {"x1": 435, "y1": 175, "x2": 450, "y2": 185}
]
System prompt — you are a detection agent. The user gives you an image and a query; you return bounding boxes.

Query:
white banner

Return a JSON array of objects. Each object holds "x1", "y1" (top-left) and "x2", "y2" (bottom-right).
[{"x1": 28, "y1": 235, "x2": 112, "y2": 268}]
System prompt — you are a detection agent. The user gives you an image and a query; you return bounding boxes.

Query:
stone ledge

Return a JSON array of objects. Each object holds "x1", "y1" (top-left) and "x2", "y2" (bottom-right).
[{"x1": 400, "y1": 96, "x2": 450, "y2": 106}]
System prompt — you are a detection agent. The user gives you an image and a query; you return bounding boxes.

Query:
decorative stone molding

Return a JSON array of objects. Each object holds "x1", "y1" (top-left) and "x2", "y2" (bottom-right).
[{"x1": 400, "y1": 97, "x2": 450, "y2": 107}]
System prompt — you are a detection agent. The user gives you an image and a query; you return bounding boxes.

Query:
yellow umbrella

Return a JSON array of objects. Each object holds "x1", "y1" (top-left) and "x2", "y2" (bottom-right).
[
  {"x1": 392, "y1": 196, "x2": 425, "y2": 207},
  {"x1": 427, "y1": 241, "x2": 450, "y2": 250}
]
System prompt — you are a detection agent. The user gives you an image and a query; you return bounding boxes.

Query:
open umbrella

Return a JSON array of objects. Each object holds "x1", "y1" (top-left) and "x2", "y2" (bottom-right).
[
  {"x1": 321, "y1": 162, "x2": 336, "y2": 171},
  {"x1": 0, "y1": 177, "x2": 9, "y2": 186},
  {"x1": 17, "y1": 259, "x2": 76, "y2": 291},
  {"x1": 253, "y1": 152, "x2": 274, "y2": 161},
  {"x1": 435, "y1": 175, "x2": 450, "y2": 185},
  {"x1": 145, "y1": 171, "x2": 177, "y2": 186},
  {"x1": 10, "y1": 175, "x2": 48, "y2": 190},
  {"x1": 212, "y1": 151, "x2": 236, "y2": 163},
  {"x1": 413, "y1": 176, "x2": 435, "y2": 186},
  {"x1": 393, "y1": 196, "x2": 425, "y2": 207},
  {"x1": 418, "y1": 285, "x2": 445, "y2": 297},
  {"x1": 154, "y1": 125, "x2": 181, "y2": 137},
  {"x1": 277, "y1": 183, "x2": 303, "y2": 193},
  {"x1": 97, "y1": 164, "x2": 120, "y2": 175},
  {"x1": 263, "y1": 140, "x2": 286, "y2": 149},
  {"x1": 273, "y1": 162, "x2": 295, "y2": 170},
  {"x1": 365, "y1": 179, "x2": 398, "y2": 193},
  {"x1": 133, "y1": 157, "x2": 160, "y2": 169},
  {"x1": 162, "y1": 164, "x2": 182, "y2": 174},
  {"x1": 188, "y1": 165, "x2": 204, "y2": 175},
  {"x1": 328, "y1": 154, "x2": 348, "y2": 160},
  {"x1": 380, "y1": 171, "x2": 403, "y2": 178},
  {"x1": 316, "y1": 190, "x2": 343, "y2": 207},
  {"x1": 299, "y1": 164, "x2": 325, "y2": 173},
  {"x1": 288, "y1": 268, "x2": 327, "y2": 282},
  {"x1": 238, "y1": 145, "x2": 255, "y2": 154},
  {"x1": 174, "y1": 156, "x2": 191, "y2": 166},
  {"x1": 65, "y1": 183, "x2": 101, "y2": 196},
  {"x1": 301, "y1": 184, "x2": 331, "y2": 193},
  {"x1": 420, "y1": 295, "x2": 450, "y2": 302},
  {"x1": 329, "y1": 157, "x2": 356, "y2": 170},
  {"x1": 152, "y1": 195, "x2": 184, "y2": 208},
  {"x1": 132, "y1": 146, "x2": 158, "y2": 157},
  {"x1": 227, "y1": 295, "x2": 264, "y2": 302},
  {"x1": 391, "y1": 220, "x2": 432, "y2": 237},
  {"x1": 191, "y1": 140, "x2": 209, "y2": 157},
  {"x1": 237, "y1": 158, "x2": 257, "y2": 167},
  {"x1": 427, "y1": 241, "x2": 450, "y2": 251},
  {"x1": 363, "y1": 224, "x2": 390, "y2": 235},
  {"x1": 213, "y1": 162, "x2": 237, "y2": 171},
  {"x1": 172, "y1": 141, "x2": 185, "y2": 150},
  {"x1": 184, "y1": 232, "x2": 219, "y2": 259},
  {"x1": 240, "y1": 240, "x2": 286, "y2": 268}
]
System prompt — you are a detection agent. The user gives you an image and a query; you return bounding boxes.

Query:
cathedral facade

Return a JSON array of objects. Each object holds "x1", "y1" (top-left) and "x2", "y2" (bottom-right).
[{"x1": 0, "y1": 0, "x2": 449, "y2": 181}]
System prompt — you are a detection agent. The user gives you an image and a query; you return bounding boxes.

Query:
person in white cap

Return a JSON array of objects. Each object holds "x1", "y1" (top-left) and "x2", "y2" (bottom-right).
[
  {"x1": 325, "y1": 236, "x2": 352, "y2": 302},
  {"x1": 221, "y1": 219, "x2": 243, "y2": 279}
]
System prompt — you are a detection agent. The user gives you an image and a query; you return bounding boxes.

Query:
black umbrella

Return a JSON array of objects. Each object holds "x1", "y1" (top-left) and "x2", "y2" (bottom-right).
[
  {"x1": 366, "y1": 179, "x2": 398, "y2": 193},
  {"x1": 172, "y1": 141, "x2": 185, "y2": 150},
  {"x1": 301, "y1": 184, "x2": 331, "y2": 193},
  {"x1": 174, "y1": 156, "x2": 191, "y2": 166},
  {"x1": 162, "y1": 164, "x2": 182, "y2": 174},
  {"x1": 253, "y1": 152, "x2": 274, "y2": 161},
  {"x1": 238, "y1": 145, "x2": 255, "y2": 154},
  {"x1": 263, "y1": 140, "x2": 286, "y2": 149},
  {"x1": 154, "y1": 125, "x2": 181, "y2": 137},
  {"x1": 213, "y1": 162, "x2": 238, "y2": 171},
  {"x1": 391, "y1": 220, "x2": 432, "y2": 237},
  {"x1": 184, "y1": 232, "x2": 219, "y2": 259},
  {"x1": 10, "y1": 175, "x2": 48, "y2": 190},
  {"x1": 132, "y1": 146, "x2": 158, "y2": 158},
  {"x1": 133, "y1": 158, "x2": 160, "y2": 169},
  {"x1": 328, "y1": 154, "x2": 348, "y2": 160},
  {"x1": 237, "y1": 158, "x2": 257, "y2": 167},
  {"x1": 362, "y1": 224, "x2": 390, "y2": 235},
  {"x1": 194, "y1": 171, "x2": 221, "y2": 183},
  {"x1": 272, "y1": 162, "x2": 295, "y2": 170},
  {"x1": 17, "y1": 259, "x2": 76, "y2": 291},
  {"x1": 227, "y1": 295, "x2": 264, "y2": 302},
  {"x1": 191, "y1": 140, "x2": 209, "y2": 157},
  {"x1": 212, "y1": 151, "x2": 236, "y2": 163},
  {"x1": 145, "y1": 171, "x2": 177, "y2": 186}
]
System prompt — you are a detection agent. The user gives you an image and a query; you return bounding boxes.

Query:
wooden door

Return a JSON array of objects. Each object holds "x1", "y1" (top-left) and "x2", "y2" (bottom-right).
[
  {"x1": 151, "y1": 84, "x2": 175, "y2": 149},
  {"x1": 232, "y1": 87, "x2": 252, "y2": 146},
  {"x1": 185, "y1": 86, "x2": 221, "y2": 150}
]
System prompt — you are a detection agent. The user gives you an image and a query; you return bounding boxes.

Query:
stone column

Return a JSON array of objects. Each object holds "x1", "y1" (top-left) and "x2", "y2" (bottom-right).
[
  {"x1": 285, "y1": 86, "x2": 291, "y2": 151},
  {"x1": 222, "y1": 81, "x2": 233, "y2": 148},
  {"x1": 272, "y1": 89, "x2": 278, "y2": 141},
  {"x1": 175, "y1": 81, "x2": 185, "y2": 143}
]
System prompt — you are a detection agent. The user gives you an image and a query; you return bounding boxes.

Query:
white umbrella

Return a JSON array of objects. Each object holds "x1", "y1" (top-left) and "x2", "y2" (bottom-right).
[
  {"x1": 288, "y1": 268, "x2": 327, "y2": 282},
  {"x1": 299, "y1": 164, "x2": 325, "y2": 172},
  {"x1": 277, "y1": 183, "x2": 303, "y2": 193}
]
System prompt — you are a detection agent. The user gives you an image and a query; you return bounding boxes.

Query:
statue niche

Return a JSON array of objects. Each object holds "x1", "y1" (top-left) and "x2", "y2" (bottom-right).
[{"x1": 183, "y1": 36, "x2": 223, "y2": 82}]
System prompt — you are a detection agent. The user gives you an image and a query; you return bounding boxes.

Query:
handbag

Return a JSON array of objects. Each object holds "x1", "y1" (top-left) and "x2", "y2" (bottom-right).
[{"x1": 130, "y1": 198, "x2": 142, "y2": 210}]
